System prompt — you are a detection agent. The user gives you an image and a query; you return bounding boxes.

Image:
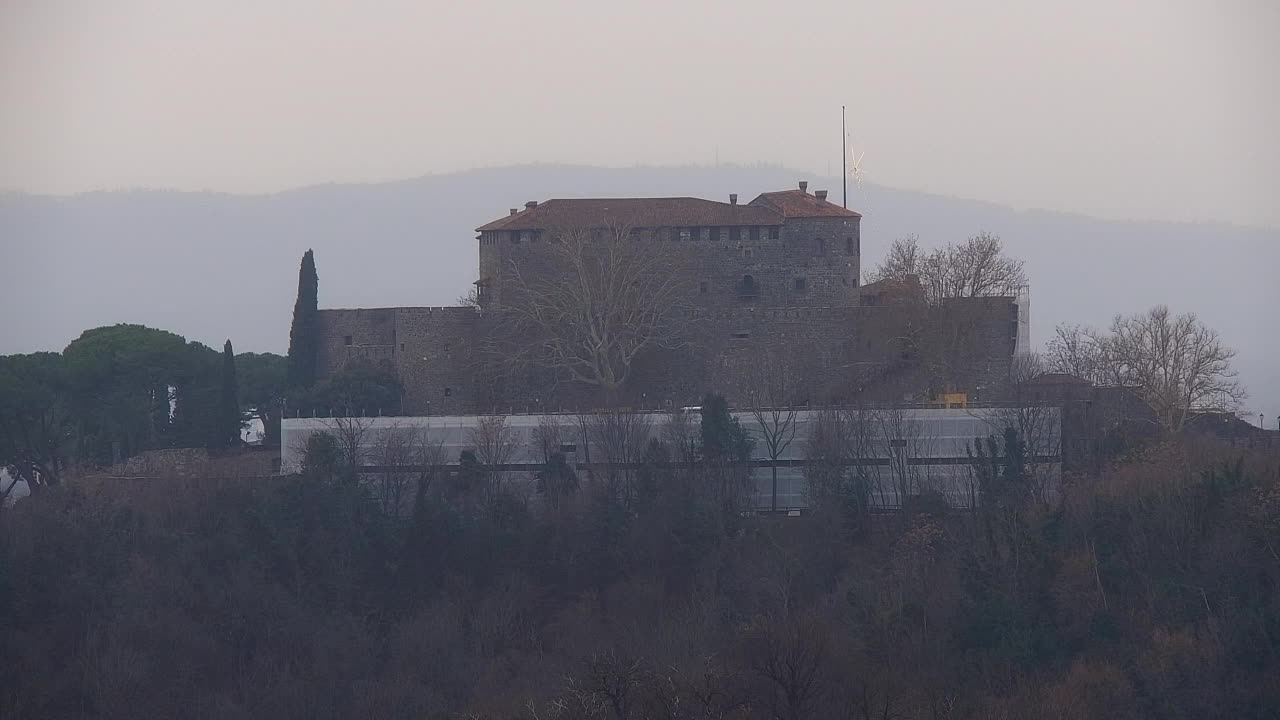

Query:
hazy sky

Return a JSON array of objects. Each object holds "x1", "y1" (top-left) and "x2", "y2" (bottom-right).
[{"x1": 2, "y1": 0, "x2": 1278, "y2": 227}]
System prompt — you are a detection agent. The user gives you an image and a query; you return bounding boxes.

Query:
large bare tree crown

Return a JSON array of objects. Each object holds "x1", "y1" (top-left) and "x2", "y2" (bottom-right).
[
  {"x1": 497, "y1": 222, "x2": 694, "y2": 398},
  {"x1": 1046, "y1": 307, "x2": 1245, "y2": 433},
  {"x1": 867, "y1": 233, "x2": 1027, "y2": 304}
]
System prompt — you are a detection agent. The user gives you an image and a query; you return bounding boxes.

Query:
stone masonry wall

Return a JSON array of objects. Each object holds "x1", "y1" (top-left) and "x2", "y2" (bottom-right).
[
  {"x1": 316, "y1": 307, "x2": 398, "y2": 378},
  {"x1": 477, "y1": 215, "x2": 862, "y2": 314},
  {"x1": 394, "y1": 306, "x2": 481, "y2": 415},
  {"x1": 316, "y1": 297, "x2": 1014, "y2": 415}
]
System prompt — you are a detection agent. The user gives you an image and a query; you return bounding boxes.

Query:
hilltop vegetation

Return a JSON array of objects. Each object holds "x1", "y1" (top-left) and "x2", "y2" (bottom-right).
[{"x1": 2, "y1": 432, "x2": 1278, "y2": 719}]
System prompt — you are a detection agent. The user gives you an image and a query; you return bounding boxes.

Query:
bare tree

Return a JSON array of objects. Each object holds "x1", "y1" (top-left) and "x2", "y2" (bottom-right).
[
  {"x1": 371, "y1": 423, "x2": 418, "y2": 515},
  {"x1": 874, "y1": 407, "x2": 934, "y2": 508},
  {"x1": 1008, "y1": 354, "x2": 1062, "y2": 464},
  {"x1": 867, "y1": 233, "x2": 1026, "y2": 305},
  {"x1": 583, "y1": 409, "x2": 653, "y2": 505},
  {"x1": 936, "y1": 232, "x2": 1027, "y2": 299},
  {"x1": 746, "y1": 347, "x2": 805, "y2": 512},
  {"x1": 864, "y1": 234, "x2": 925, "y2": 284},
  {"x1": 319, "y1": 416, "x2": 373, "y2": 485},
  {"x1": 1045, "y1": 323, "x2": 1112, "y2": 383},
  {"x1": 470, "y1": 415, "x2": 518, "y2": 504},
  {"x1": 413, "y1": 423, "x2": 447, "y2": 501},
  {"x1": 1100, "y1": 305, "x2": 1245, "y2": 434},
  {"x1": 804, "y1": 407, "x2": 853, "y2": 510},
  {"x1": 532, "y1": 414, "x2": 567, "y2": 465},
  {"x1": 496, "y1": 221, "x2": 694, "y2": 402},
  {"x1": 662, "y1": 408, "x2": 699, "y2": 466},
  {"x1": 803, "y1": 406, "x2": 881, "y2": 512},
  {"x1": 982, "y1": 353, "x2": 1063, "y2": 506},
  {"x1": 744, "y1": 615, "x2": 833, "y2": 720},
  {"x1": 657, "y1": 408, "x2": 700, "y2": 498}
]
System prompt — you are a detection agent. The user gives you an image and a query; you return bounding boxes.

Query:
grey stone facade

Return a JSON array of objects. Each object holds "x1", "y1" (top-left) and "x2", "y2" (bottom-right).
[
  {"x1": 316, "y1": 183, "x2": 1019, "y2": 414},
  {"x1": 317, "y1": 305, "x2": 480, "y2": 415}
]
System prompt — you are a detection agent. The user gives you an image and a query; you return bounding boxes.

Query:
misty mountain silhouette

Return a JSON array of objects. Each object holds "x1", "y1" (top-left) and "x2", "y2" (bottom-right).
[{"x1": 2, "y1": 163, "x2": 1276, "y2": 413}]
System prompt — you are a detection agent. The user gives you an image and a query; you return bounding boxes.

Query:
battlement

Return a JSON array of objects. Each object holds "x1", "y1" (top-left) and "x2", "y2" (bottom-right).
[{"x1": 320, "y1": 305, "x2": 479, "y2": 315}]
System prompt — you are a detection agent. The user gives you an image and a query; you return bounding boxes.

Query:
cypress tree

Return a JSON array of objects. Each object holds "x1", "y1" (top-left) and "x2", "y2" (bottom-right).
[
  {"x1": 700, "y1": 392, "x2": 751, "y2": 462},
  {"x1": 219, "y1": 340, "x2": 241, "y2": 448},
  {"x1": 286, "y1": 249, "x2": 320, "y2": 389}
]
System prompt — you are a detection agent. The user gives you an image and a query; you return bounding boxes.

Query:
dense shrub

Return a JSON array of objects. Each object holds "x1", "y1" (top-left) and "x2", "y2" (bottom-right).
[{"x1": 1, "y1": 439, "x2": 1278, "y2": 719}]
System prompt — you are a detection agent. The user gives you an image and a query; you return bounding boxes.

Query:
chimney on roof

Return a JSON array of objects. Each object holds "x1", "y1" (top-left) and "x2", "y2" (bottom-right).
[
  {"x1": 729, "y1": 193, "x2": 738, "y2": 205},
  {"x1": 509, "y1": 208, "x2": 518, "y2": 216},
  {"x1": 815, "y1": 190, "x2": 828, "y2": 201},
  {"x1": 798, "y1": 181, "x2": 808, "y2": 193},
  {"x1": 525, "y1": 201, "x2": 538, "y2": 210}
]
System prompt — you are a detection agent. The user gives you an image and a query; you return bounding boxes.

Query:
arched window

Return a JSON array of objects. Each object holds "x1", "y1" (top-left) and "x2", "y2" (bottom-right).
[{"x1": 739, "y1": 274, "x2": 757, "y2": 298}]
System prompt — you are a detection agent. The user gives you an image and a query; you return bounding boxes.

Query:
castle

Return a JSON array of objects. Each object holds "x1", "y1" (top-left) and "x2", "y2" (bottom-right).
[{"x1": 315, "y1": 181, "x2": 1026, "y2": 414}]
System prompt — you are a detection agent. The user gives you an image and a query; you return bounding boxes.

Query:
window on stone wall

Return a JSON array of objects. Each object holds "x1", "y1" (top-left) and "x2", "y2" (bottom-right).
[
  {"x1": 731, "y1": 331, "x2": 750, "y2": 339},
  {"x1": 400, "y1": 343, "x2": 405, "y2": 351},
  {"x1": 744, "y1": 248, "x2": 754, "y2": 259},
  {"x1": 510, "y1": 231, "x2": 521, "y2": 243},
  {"x1": 444, "y1": 387, "x2": 452, "y2": 397},
  {"x1": 344, "y1": 335, "x2": 353, "y2": 346},
  {"x1": 708, "y1": 226, "x2": 720, "y2": 242},
  {"x1": 846, "y1": 237, "x2": 855, "y2": 254},
  {"x1": 739, "y1": 274, "x2": 757, "y2": 298},
  {"x1": 559, "y1": 443, "x2": 577, "y2": 454},
  {"x1": 794, "y1": 277, "x2": 808, "y2": 292},
  {"x1": 750, "y1": 226, "x2": 760, "y2": 242},
  {"x1": 730, "y1": 226, "x2": 741, "y2": 243},
  {"x1": 680, "y1": 228, "x2": 692, "y2": 242},
  {"x1": 769, "y1": 227, "x2": 780, "y2": 240},
  {"x1": 699, "y1": 281, "x2": 708, "y2": 294},
  {"x1": 816, "y1": 238, "x2": 825, "y2": 255}
]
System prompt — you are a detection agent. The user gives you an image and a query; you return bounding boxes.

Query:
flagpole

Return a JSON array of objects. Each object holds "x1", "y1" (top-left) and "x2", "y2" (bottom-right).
[{"x1": 842, "y1": 106, "x2": 847, "y2": 209}]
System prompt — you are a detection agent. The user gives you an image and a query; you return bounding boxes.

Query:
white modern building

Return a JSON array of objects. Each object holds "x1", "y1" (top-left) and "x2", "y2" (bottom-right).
[{"x1": 281, "y1": 406, "x2": 1060, "y2": 511}]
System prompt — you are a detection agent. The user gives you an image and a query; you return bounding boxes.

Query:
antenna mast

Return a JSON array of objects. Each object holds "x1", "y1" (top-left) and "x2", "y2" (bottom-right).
[{"x1": 842, "y1": 106, "x2": 847, "y2": 209}]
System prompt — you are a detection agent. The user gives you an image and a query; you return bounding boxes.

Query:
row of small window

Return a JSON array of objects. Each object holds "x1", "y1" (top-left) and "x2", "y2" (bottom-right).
[{"x1": 494, "y1": 227, "x2": 858, "y2": 252}]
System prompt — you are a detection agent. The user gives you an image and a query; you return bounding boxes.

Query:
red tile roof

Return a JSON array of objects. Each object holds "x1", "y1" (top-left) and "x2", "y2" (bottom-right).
[
  {"x1": 749, "y1": 190, "x2": 862, "y2": 218},
  {"x1": 476, "y1": 197, "x2": 783, "y2": 232}
]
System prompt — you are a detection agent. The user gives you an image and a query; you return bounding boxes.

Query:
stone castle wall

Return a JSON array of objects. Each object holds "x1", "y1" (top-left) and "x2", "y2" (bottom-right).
[
  {"x1": 478, "y1": 214, "x2": 861, "y2": 312},
  {"x1": 393, "y1": 306, "x2": 482, "y2": 415},
  {"x1": 316, "y1": 307, "x2": 398, "y2": 378},
  {"x1": 317, "y1": 297, "x2": 1016, "y2": 415},
  {"x1": 317, "y1": 306, "x2": 480, "y2": 415}
]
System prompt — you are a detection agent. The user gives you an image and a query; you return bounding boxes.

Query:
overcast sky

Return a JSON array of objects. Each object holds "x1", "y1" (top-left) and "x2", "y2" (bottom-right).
[{"x1": 1, "y1": 0, "x2": 1277, "y2": 227}]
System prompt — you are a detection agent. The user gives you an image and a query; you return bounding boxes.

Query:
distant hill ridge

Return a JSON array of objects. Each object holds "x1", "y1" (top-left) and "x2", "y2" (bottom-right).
[{"x1": 2, "y1": 164, "x2": 1276, "y2": 413}]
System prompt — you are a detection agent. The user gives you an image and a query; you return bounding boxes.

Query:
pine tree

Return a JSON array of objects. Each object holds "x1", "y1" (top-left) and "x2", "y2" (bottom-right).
[
  {"x1": 286, "y1": 249, "x2": 320, "y2": 389},
  {"x1": 219, "y1": 340, "x2": 241, "y2": 448}
]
